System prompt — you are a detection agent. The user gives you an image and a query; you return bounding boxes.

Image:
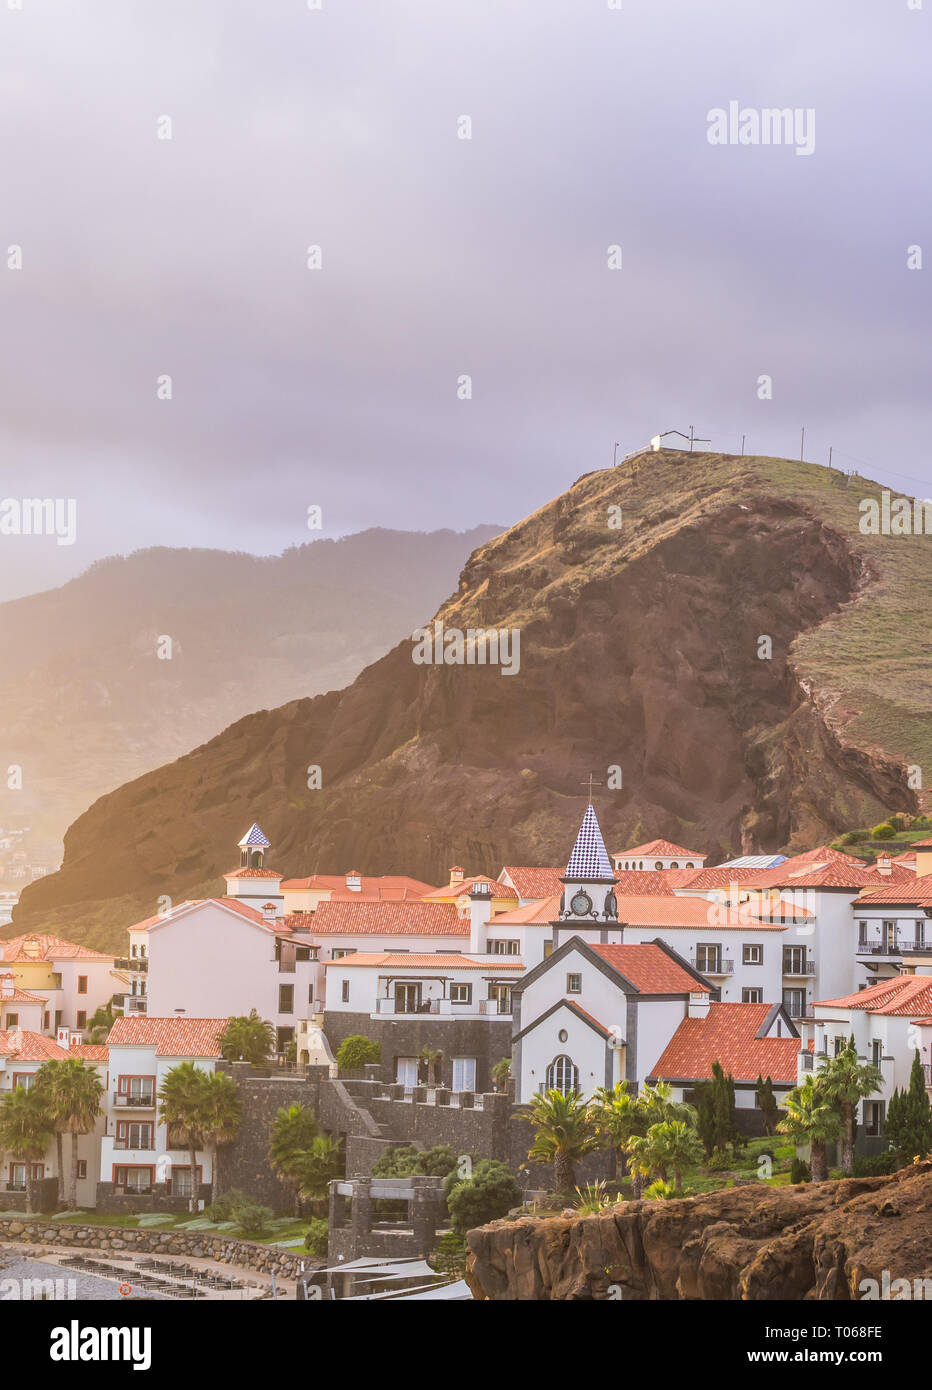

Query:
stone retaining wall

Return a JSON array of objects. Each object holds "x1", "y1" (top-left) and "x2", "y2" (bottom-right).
[{"x1": 0, "y1": 1219, "x2": 315, "y2": 1280}]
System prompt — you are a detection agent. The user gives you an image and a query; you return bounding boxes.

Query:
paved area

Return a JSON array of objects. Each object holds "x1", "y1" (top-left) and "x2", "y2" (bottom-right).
[
  {"x1": 0, "y1": 1254, "x2": 166, "y2": 1301},
  {"x1": 0, "y1": 1245, "x2": 297, "y2": 1301}
]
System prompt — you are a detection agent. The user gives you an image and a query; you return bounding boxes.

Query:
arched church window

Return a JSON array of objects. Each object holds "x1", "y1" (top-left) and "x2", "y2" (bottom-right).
[
  {"x1": 654, "y1": 861, "x2": 663, "y2": 870},
  {"x1": 670, "y1": 861, "x2": 679, "y2": 869},
  {"x1": 546, "y1": 1055, "x2": 579, "y2": 1096}
]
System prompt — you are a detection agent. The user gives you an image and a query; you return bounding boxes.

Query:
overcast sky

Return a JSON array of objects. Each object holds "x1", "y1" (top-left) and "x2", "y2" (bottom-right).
[{"x1": 0, "y1": 0, "x2": 929, "y2": 600}]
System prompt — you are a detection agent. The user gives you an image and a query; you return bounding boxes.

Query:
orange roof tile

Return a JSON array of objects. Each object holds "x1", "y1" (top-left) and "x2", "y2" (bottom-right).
[
  {"x1": 70, "y1": 1042, "x2": 109, "y2": 1061},
  {"x1": 324, "y1": 953, "x2": 523, "y2": 970},
  {"x1": 423, "y1": 876, "x2": 517, "y2": 902},
  {"x1": 0, "y1": 1029, "x2": 72, "y2": 1061},
  {"x1": 222, "y1": 867, "x2": 283, "y2": 879},
  {"x1": 0, "y1": 934, "x2": 113, "y2": 962},
  {"x1": 816, "y1": 974, "x2": 932, "y2": 1017},
  {"x1": 613, "y1": 896, "x2": 791, "y2": 931},
  {"x1": 615, "y1": 839, "x2": 707, "y2": 859},
  {"x1": 589, "y1": 943, "x2": 710, "y2": 994},
  {"x1": 106, "y1": 1016, "x2": 228, "y2": 1057},
  {"x1": 308, "y1": 900, "x2": 466, "y2": 937},
  {"x1": 129, "y1": 898, "x2": 273, "y2": 933},
  {"x1": 854, "y1": 875, "x2": 932, "y2": 905},
  {"x1": 500, "y1": 867, "x2": 564, "y2": 899},
  {"x1": 0, "y1": 974, "x2": 47, "y2": 1003},
  {"x1": 650, "y1": 1003, "x2": 801, "y2": 1083},
  {"x1": 489, "y1": 895, "x2": 561, "y2": 925},
  {"x1": 280, "y1": 874, "x2": 438, "y2": 895}
]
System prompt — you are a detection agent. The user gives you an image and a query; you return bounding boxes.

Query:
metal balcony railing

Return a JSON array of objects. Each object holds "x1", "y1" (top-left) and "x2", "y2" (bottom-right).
[
  {"x1": 690, "y1": 957, "x2": 734, "y2": 975},
  {"x1": 782, "y1": 959, "x2": 816, "y2": 976}
]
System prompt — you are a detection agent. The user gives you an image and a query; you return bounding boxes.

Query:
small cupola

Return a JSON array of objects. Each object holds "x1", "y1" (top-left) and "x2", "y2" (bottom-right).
[{"x1": 238, "y1": 822, "x2": 271, "y2": 869}]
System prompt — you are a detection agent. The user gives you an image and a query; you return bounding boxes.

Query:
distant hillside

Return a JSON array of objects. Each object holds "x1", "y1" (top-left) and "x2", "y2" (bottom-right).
[
  {"x1": 0, "y1": 525, "x2": 501, "y2": 852},
  {"x1": 13, "y1": 451, "x2": 932, "y2": 952}
]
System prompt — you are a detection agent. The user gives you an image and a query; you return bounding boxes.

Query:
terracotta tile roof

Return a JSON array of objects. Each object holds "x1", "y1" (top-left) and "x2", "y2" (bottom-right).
[
  {"x1": 308, "y1": 900, "x2": 466, "y2": 937},
  {"x1": 0, "y1": 934, "x2": 113, "y2": 962},
  {"x1": 280, "y1": 874, "x2": 438, "y2": 895},
  {"x1": 909, "y1": 837, "x2": 932, "y2": 847},
  {"x1": 854, "y1": 874, "x2": 932, "y2": 905},
  {"x1": 816, "y1": 974, "x2": 932, "y2": 1017},
  {"x1": 489, "y1": 895, "x2": 561, "y2": 925},
  {"x1": 649, "y1": 1003, "x2": 801, "y2": 1084},
  {"x1": 666, "y1": 866, "x2": 768, "y2": 890},
  {"x1": 500, "y1": 867, "x2": 564, "y2": 899},
  {"x1": 891, "y1": 852, "x2": 917, "y2": 868},
  {"x1": 614, "y1": 871, "x2": 680, "y2": 895},
  {"x1": 129, "y1": 898, "x2": 271, "y2": 933},
  {"x1": 106, "y1": 1016, "x2": 228, "y2": 1057},
  {"x1": 324, "y1": 953, "x2": 524, "y2": 970},
  {"x1": 423, "y1": 876, "x2": 517, "y2": 902},
  {"x1": 69, "y1": 1042, "x2": 109, "y2": 1061},
  {"x1": 614, "y1": 896, "x2": 791, "y2": 930},
  {"x1": 0, "y1": 974, "x2": 47, "y2": 1003},
  {"x1": 222, "y1": 867, "x2": 282, "y2": 879},
  {"x1": 615, "y1": 838, "x2": 707, "y2": 859},
  {"x1": 0, "y1": 1029, "x2": 72, "y2": 1061},
  {"x1": 735, "y1": 860, "x2": 915, "y2": 892},
  {"x1": 589, "y1": 943, "x2": 711, "y2": 994}
]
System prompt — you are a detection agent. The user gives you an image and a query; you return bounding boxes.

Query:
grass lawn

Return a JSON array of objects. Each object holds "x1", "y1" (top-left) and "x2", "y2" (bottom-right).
[{"x1": 33, "y1": 1209, "x2": 319, "y2": 1246}]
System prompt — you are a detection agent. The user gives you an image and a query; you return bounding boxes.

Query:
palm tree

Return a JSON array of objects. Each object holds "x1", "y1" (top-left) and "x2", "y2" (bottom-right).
[
  {"x1": 418, "y1": 1047, "x2": 444, "y2": 1087},
  {"x1": 778, "y1": 1074, "x2": 841, "y2": 1182},
  {"x1": 295, "y1": 1135, "x2": 343, "y2": 1214},
  {"x1": 640, "y1": 1119, "x2": 705, "y2": 1192},
  {"x1": 594, "y1": 1082, "x2": 647, "y2": 1187},
  {"x1": 33, "y1": 1060, "x2": 68, "y2": 1206},
  {"x1": 269, "y1": 1104, "x2": 319, "y2": 1214},
  {"x1": 159, "y1": 1063, "x2": 241, "y2": 1212},
  {"x1": 817, "y1": 1040, "x2": 883, "y2": 1175},
  {"x1": 219, "y1": 1010, "x2": 275, "y2": 1067},
  {"x1": 522, "y1": 1089, "x2": 599, "y2": 1194},
  {"x1": 0, "y1": 1085, "x2": 54, "y2": 1213},
  {"x1": 44, "y1": 1059, "x2": 104, "y2": 1209}
]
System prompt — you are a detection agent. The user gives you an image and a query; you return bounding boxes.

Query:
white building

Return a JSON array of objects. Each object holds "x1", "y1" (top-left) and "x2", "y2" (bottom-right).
[
  {"x1": 100, "y1": 1016, "x2": 228, "y2": 1204},
  {"x1": 649, "y1": 1000, "x2": 802, "y2": 1110},
  {"x1": 613, "y1": 838, "x2": 708, "y2": 872},
  {"x1": 0, "y1": 933, "x2": 117, "y2": 1036}
]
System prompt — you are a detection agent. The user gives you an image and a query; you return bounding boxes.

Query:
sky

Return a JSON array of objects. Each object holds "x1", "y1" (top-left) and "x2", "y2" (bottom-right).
[{"x1": 0, "y1": 0, "x2": 929, "y2": 600}]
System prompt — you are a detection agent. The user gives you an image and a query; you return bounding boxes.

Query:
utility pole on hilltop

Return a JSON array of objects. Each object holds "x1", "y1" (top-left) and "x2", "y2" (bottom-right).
[
  {"x1": 741, "y1": 435, "x2": 746, "y2": 456},
  {"x1": 800, "y1": 427, "x2": 805, "y2": 461}
]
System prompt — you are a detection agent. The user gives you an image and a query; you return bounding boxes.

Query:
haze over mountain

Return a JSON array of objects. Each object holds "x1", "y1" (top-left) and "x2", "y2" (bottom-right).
[
  {"x1": 0, "y1": 525, "x2": 500, "y2": 854},
  {"x1": 13, "y1": 452, "x2": 932, "y2": 952}
]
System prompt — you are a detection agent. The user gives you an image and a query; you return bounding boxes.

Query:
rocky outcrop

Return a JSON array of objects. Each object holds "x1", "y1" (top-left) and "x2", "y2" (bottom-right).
[
  {"x1": 14, "y1": 452, "x2": 932, "y2": 948},
  {"x1": 465, "y1": 1162, "x2": 932, "y2": 1299}
]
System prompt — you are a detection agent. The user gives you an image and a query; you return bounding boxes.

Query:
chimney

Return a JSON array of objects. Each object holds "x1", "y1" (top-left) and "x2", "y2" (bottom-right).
[
  {"x1": 449, "y1": 866, "x2": 464, "y2": 886},
  {"x1": 688, "y1": 990, "x2": 710, "y2": 1019},
  {"x1": 875, "y1": 854, "x2": 892, "y2": 877},
  {"x1": 261, "y1": 901, "x2": 279, "y2": 923},
  {"x1": 345, "y1": 870, "x2": 362, "y2": 892},
  {"x1": 468, "y1": 881, "x2": 492, "y2": 954}
]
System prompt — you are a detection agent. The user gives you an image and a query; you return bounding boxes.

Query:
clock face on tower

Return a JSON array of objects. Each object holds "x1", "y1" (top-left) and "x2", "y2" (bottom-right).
[{"x1": 570, "y1": 890, "x2": 593, "y2": 917}]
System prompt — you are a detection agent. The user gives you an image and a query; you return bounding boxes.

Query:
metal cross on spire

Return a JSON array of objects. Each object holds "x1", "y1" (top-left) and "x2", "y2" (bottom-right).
[{"x1": 581, "y1": 773, "x2": 602, "y2": 802}]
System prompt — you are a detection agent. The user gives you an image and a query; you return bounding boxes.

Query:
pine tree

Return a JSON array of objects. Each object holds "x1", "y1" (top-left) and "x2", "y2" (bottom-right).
[
  {"x1": 696, "y1": 1061, "x2": 739, "y2": 1156},
  {"x1": 756, "y1": 1074, "x2": 779, "y2": 1136},
  {"x1": 886, "y1": 1051, "x2": 932, "y2": 1163}
]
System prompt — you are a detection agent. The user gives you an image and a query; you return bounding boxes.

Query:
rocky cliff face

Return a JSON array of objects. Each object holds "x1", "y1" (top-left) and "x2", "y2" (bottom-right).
[
  {"x1": 465, "y1": 1162, "x2": 932, "y2": 1300},
  {"x1": 12, "y1": 451, "x2": 932, "y2": 950}
]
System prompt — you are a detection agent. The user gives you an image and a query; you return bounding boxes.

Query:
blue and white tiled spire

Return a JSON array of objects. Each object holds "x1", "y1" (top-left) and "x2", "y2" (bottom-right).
[{"x1": 565, "y1": 804, "x2": 614, "y2": 880}]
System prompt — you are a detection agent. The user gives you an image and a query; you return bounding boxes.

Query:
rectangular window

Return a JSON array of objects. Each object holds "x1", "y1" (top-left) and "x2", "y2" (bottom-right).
[
  {"x1": 77, "y1": 975, "x2": 88, "y2": 994},
  {"x1": 488, "y1": 939, "x2": 520, "y2": 955},
  {"x1": 543, "y1": 941, "x2": 554, "y2": 958},
  {"x1": 741, "y1": 988, "x2": 763, "y2": 1004},
  {"x1": 171, "y1": 1167, "x2": 200, "y2": 1198},
  {"x1": 857, "y1": 921, "x2": 867, "y2": 948},
  {"x1": 114, "y1": 1166, "x2": 153, "y2": 1193},
  {"x1": 8, "y1": 1163, "x2": 43, "y2": 1189},
  {"x1": 331, "y1": 948, "x2": 355, "y2": 960},
  {"x1": 916, "y1": 920, "x2": 926, "y2": 948},
  {"x1": 117, "y1": 1076, "x2": 156, "y2": 1104},
  {"x1": 12, "y1": 1073, "x2": 34, "y2": 1090},
  {"x1": 117, "y1": 1122, "x2": 154, "y2": 1150},
  {"x1": 278, "y1": 984, "x2": 294, "y2": 1014},
  {"x1": 742, "y1": 944, "x2": 762, "y2": 965},
  {"x1": 834, "y1": 1036, "x2": 845, "y2": 1057},
  {"x1": 449, "y1": 983, "x2": 472, "y2": 1005},
  {"x1": 451, "y1": 1057, "x2": 477, "y2": 1092},
  {"x1": 396, "y1": 1057, "x2": 418, "y2": 1088},
  {"x1": 872, "y1": 1038, "x2": 882, "y2": 1066},
  {"x1": 864, "y1": 1100, "x2": 885, "y2": 1137},
  {"x1": 488, "y1": 984, "x2": 511, "y2": 1014},
  {"x1": 566, "y1": 973, "x2": 582, "y2": 995},
  {"x1": 76, "y1": 1011, "x2": 87, "y2": 1028},
  {"x1": 394, "y1": 983, "x2": 421, "y2": 1014},
  {"x1": 5, "y1": 1013, "x2": 17, "y2": 1028},
  {"x1": 76, "y1": 1160, "x2": 87, "y2": 1180},
  {"x1": 695, "y1": 944, "x2": 721, "y2": 973},
  {"x1": 882, "y1": 921, "x2": 898, "y2": 952},
  {"x1": 341, "y1": 980, "x2": 349, "y2": 1003},
  {"x1": 782, "y1": 988, "x2": 806, "y2": 1018}
]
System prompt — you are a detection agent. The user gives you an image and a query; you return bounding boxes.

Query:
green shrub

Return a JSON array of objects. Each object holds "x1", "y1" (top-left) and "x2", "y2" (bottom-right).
[
  {"x1": 303, "y1": 1217, "x2": 329, "y2": 1256},
  {"x1": 445, "y1": 1160, "x2": 523, "y2": 1238},
  {"x1": 203, "y1": 1188, "x2": 252, "y2": 1222},
  {"x1": 839, "y1": 831, "x2": 861, "y2": 846},
  {"x1": 851, "y1": 1151, "x2": 899, "y2": 1177},
  {"x1": 372, "y1": 1143, "x2": 459, "y2": 1179},
  {"x1": 430, "y1": 1231, "x2": 467, "y2": 1278},
  {"x1": 888, "y1": 814, "x2": 907, "y2": 832},
  {"x1": 233, "y1": 1202, "x2": 275, "y2": 1238},
  {"x1": 644, "y1": 1179, "x2": 676, "y2": 1200},
  {"x1": 871, "y1": 822, "x2": 896, "y2": 840},
  {"x1": 336, "y1": 1035, "x2": 382, "y2": 1070},
  {"x1": 790, "y1": 1156, "x2": 811, "y2": 1184},
  {"x1": 704, "y1": 1147, "x2": 735, "y2": 1172}
]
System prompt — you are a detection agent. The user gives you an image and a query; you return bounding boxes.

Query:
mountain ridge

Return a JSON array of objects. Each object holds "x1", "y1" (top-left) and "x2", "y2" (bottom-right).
[{"x1": 12, "y1": 451, "x2": 932, "y2": 952}]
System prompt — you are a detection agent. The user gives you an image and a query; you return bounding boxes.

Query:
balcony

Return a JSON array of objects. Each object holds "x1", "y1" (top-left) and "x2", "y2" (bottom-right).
[
  {"x1": 113, "y1": 1141, "x2": 155, "y2": 1151},
  {"x1": 690, "y1": 957, "x2": 734, "y2": 976},
  {"x1": 114, "y1": 957, "x2": 148, "y2": 972},
  {"x1": 125, "y1": 997, "x2": 148, "y2": 1013},
  {"x1": 113, "y1": 1092, "x2": 155, "y2": 1109},
  {"x1": 373, "y1": 997, "x2": 511, "y2": 1019},
  {"x1": 782, "y1": 959, "x2": 816, "y2": 977},
  {"x1": 5, "y1": 1182, "x2": 26, "y2": 1192}
]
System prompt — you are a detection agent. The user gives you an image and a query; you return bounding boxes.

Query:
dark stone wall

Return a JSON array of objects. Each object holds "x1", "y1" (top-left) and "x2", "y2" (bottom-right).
[
  {"x1": 0, "y1": 1177, "x2": 58, "y2": 1214},
  {"x1": 214, "y1": 1062, "x2": 328, "y2": 1212},
  {"x1": 94, "y1": 1181, "x2": 210, "y2": 1213},
  {"x1": 323, "y1": 1011, "x2": 511, "y2": 1094}
]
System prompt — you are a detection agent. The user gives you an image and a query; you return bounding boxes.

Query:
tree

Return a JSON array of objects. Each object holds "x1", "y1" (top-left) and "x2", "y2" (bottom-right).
[
  {"x1": 522, "y1": 1089, "x2": 599, "y2": 1194},
  {"x1": 817, "y1": 1039, "x2": 883, "y2": 1174},
  {"x1": 885, "y1": 1051, "x2": 932, "y2": 1163},
  {"x1": 269, "y1": 1104, "x2": 319, "y2": 1214},
  {"x1": 0, "y1": 1085, "x2": 54, "y2": 1213},
  {"x1": 625, "y1": 1117, "x2": 704, "y2": 1193},
  {"x1": 33, "y1": 1060, "x2": 68, "y2": 1205},
  {"x1": 294, "y1": 1136, "x2": 343, "y2": 1213},
  {"x1": 38, "y1": 1059, "x2": 104, "y2": 1210},
  {"x1": 219, "y1": 1010, "x2": 275, "y2": 1067},
  {"x1": 695, "y1": 1062, "x2": 740, "y2": 1157},
  {"x1": 491, "y1": 1058, "x2": 512, "y2": 1091},
  {"x1": 86, "y1": 1002, "x2": 119, "y2": 1044},
  {"x1": 372, "y1": 1144, "x2": 458, "y2": 1178},
  {"x1": 335, "y1": 1035, "x2": 381, "y2": 1070},
  {"x1": 418, "y1": 1046, "x2": 444, "y2": 1086},
  {"x1": 594, "y1": 1082, "x2": 648, "y2": 1188},
  {"x1": 445, "y1": 1160, "x2": 523, "y2": 1238},
  {"x1": 755, "y1": 1074, "x2": 779, "y2": 1137},
  {"x1": 777, "y1": 1074, "x2": 841, "y2": 1182},
  {"x1": 158, "y1": 1063, "x2": 242, "y2": 1211},
  {"x1": 871, "y1": 823, "x2": 896, "y2": 840}
]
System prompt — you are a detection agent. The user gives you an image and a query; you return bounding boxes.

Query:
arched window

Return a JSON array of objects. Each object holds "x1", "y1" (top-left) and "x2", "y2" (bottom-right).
[
  {"x1": 546, "y1": 1055, "x2": 579, "y2": 1095},
  {"x1": 670, "y1": 861, "x2": 679, "y2": 869},
  {"x1": 685, "y1": 861, "x2": 694, "y2": 868},
  {"x1": 654, "y1": 860, "x2": 663, "y2": 870}
]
